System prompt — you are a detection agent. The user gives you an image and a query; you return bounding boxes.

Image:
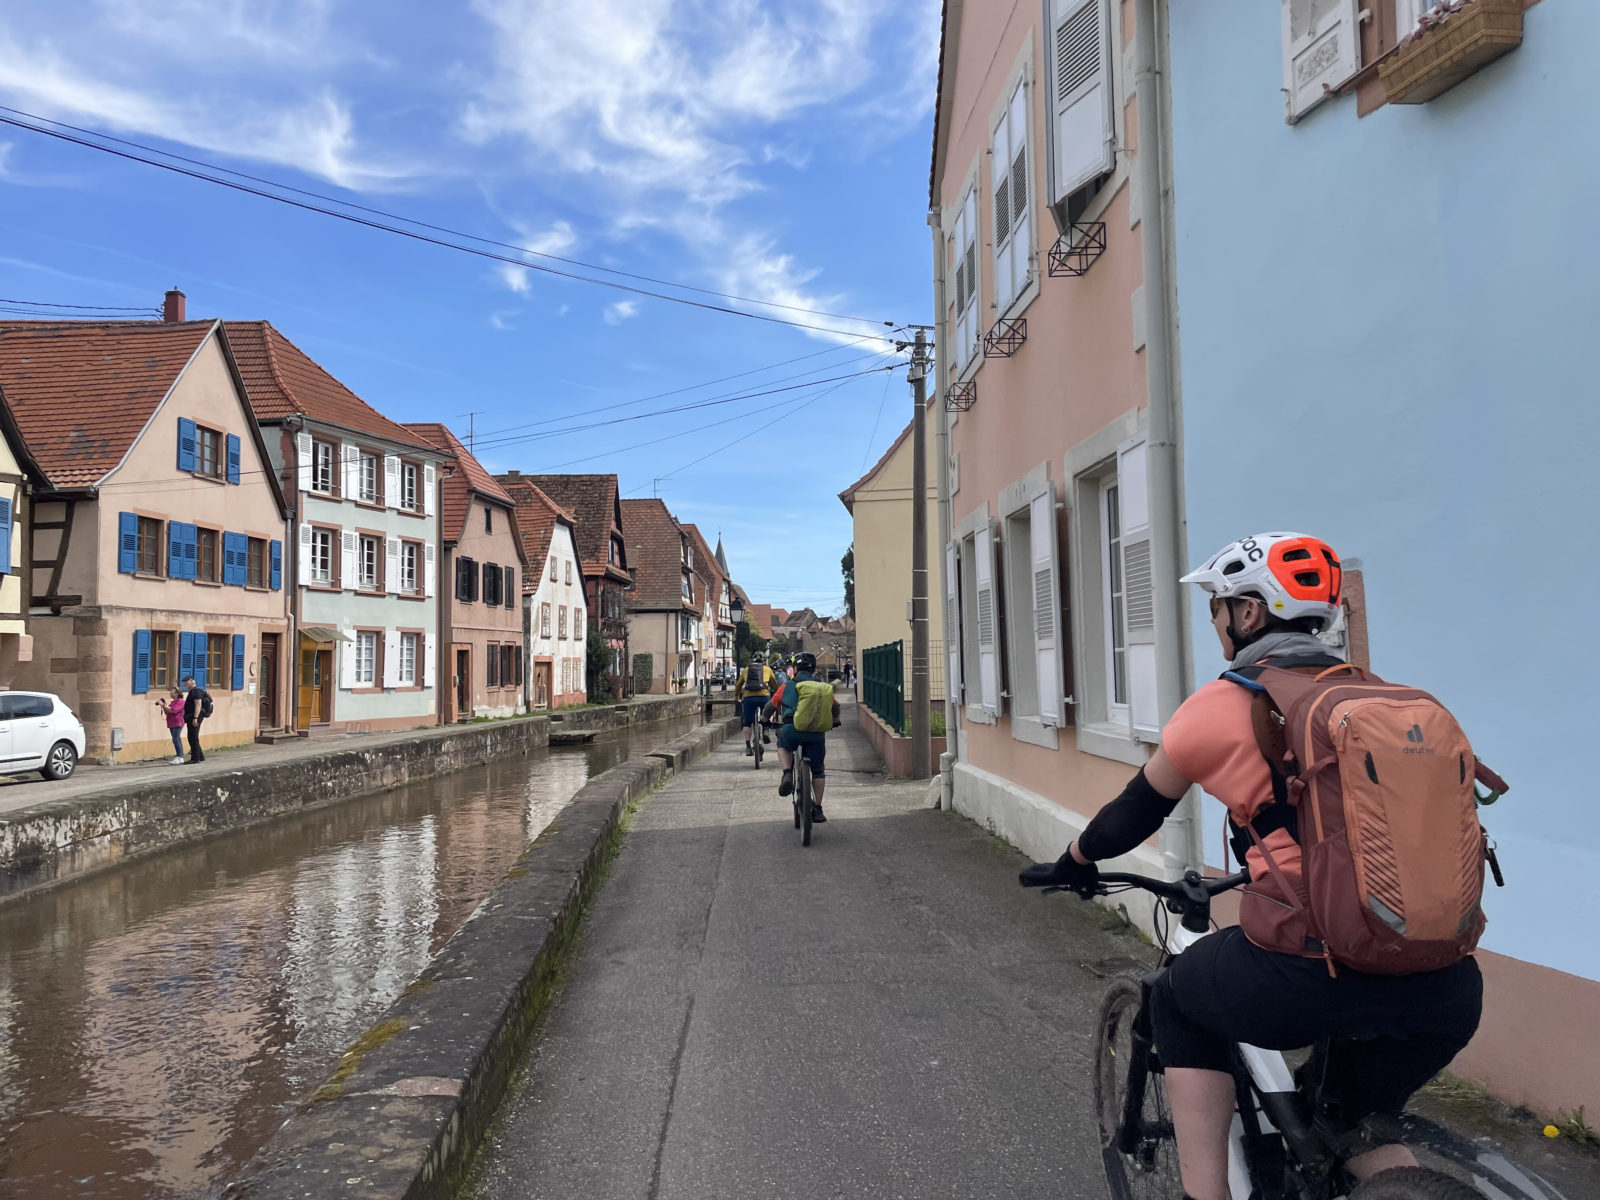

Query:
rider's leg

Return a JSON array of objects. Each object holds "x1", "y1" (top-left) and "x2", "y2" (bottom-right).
[
  {"x1": 777, "y1": 746, "x2": 794, "y2": 770},
  {"x1": 1166, "y1": 1067, "x2": 1234, "y2": 1200}
]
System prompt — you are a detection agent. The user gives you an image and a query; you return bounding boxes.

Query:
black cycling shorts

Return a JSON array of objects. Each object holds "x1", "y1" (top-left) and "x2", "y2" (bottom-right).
[{"x1": 1150, "y1": 926, "x2": 1482, "y2": 1124}]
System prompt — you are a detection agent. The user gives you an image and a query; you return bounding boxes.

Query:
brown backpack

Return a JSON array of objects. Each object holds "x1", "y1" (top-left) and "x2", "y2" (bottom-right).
[{"x1": 1231, "y1": 661, "x2": 1507, "y2": 975}]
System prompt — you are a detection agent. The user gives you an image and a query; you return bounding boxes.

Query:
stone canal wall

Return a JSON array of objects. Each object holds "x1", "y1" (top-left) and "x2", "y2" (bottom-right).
[
  {"x1": 223, "y1": 715, "x2": 739, "y2": 1200},
  {"x1": 0, "y1": 695, "x2": 708, "y2": 903}
]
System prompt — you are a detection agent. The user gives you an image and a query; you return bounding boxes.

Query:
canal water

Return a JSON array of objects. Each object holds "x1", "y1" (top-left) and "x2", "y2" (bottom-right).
[{"x1": 0, "y1": 715, "x2": 702, "y2": 1200}]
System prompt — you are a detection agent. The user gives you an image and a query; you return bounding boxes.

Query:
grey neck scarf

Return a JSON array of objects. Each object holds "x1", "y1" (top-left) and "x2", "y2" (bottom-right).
[{"x1": 1229, "y1": 628, "x2": 1344, "y2": 671}]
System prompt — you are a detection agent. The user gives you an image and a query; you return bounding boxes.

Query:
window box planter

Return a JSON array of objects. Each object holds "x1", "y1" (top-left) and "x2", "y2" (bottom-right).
[{"x1": 1380, "y1": 0, "x2": 1523, "y2": 105}]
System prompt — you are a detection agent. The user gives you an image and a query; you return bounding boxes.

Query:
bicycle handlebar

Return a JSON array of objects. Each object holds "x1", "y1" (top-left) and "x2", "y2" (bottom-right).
[{"x1": 1035, "y1": 867, "x2": 1250, "y2": 934}]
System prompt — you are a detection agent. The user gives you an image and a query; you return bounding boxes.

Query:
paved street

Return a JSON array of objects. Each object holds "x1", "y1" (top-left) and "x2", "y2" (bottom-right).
[{"x1": 466, "y1": 698, "x2": 1149, "y2": 1200}]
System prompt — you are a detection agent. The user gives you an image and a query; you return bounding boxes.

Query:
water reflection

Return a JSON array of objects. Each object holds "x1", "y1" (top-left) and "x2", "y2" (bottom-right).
[{"x1": 0, "y1": 718, "x2": 697, "y2": 1199}]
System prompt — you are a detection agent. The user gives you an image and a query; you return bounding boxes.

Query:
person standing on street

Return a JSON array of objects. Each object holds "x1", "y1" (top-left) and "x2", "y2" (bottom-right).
[
  {"x1": 181, "y1": 674, "x2": 212, "y2": 763},
  {"x1": 157, "y1": 687, "x2": 186, "y2": 764}
]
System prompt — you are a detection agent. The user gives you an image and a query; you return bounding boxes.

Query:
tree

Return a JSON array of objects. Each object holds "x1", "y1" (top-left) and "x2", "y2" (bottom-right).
[
  {"x1": 586, "y1": 628, "x2": 613, "y2": 701},
  {"x1": 734, "y1": 617, "x2": 767, "y2": 667},
  {"x1": 631, "y1": 653, "x2": 654, "y2": 695},
  {"x1": 841, "y1": 544, "x2": 855, "y2": 620}
]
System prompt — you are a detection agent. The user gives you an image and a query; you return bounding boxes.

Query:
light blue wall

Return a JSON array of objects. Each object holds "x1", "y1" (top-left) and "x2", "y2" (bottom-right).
[{"x1": 1168, "y1": 1, "x2": 1600, "y2": 980}]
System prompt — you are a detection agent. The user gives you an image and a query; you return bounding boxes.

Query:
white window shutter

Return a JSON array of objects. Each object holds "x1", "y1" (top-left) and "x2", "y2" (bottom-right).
[
  {"x1": 298, "y1": 523, "x2": 313, "y2": 579},
  {"x1": 386, "y1": 536, "x2": 401, "y2": 594},
  {"x1": 1007, "y1": 83, "x2": 1031, "y2": 301},
  {"x1": 945, "y1": 542, "x2": 963, "y2": 708},
  {"x1": 1282, "y1": 0, "x2": 1359, "y2": 121},
  {"x1": 341, "y1": 442, "x2": 359, "y2": 497},
  {"x1": 1051, "y1": 0, "x2": 1114, "y2": 203},
  {"x1": 296, "y1": 433, "x2": 314, "y2": 493},
  {"x1": 991, "y1": 111, "x2": 1015, "y2": 309},
  {"x1": 382, "y1": 629, "x2": 399, "y2": 689},
  {"x1": 423, "y1": 463, "x2": 436, "y2": 516},
  {"x1": 341, "y1": 529, "x2": 357, "y2": 591},
  {"x1": 384, "y1": 455, "x2": 401, "y2": 508},
  {"x1": 957, "y1": 189, "x2": 980, "y2": 365},
  {"x1": 424, "y1": 542, "x2": 436, "y2": 597},
  {"x1": 339, "y1": 637, "x2": 357, "y2": 690},
  {"x1": 1116, "y1": 437, "x2": 1159, "y2": 738},
  {"x1": 974, "y1": 520, "x2": 1001, "y2": 719},
  {"x1": 424, "y1": 633, "x2": 436, "y2": 689},
  {"x1": 1029, "y1": 483, "x2": 1065, "y2": 727}
]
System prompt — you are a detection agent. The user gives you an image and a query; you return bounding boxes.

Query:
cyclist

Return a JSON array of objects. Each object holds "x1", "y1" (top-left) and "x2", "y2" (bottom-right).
[
  {"x1": 1022, "y1": 533, "x2": 1482, "y2": 1200},
  {"x1": 763, "y1": 651, "x2": 839, "y2": 822},
  {"x1": 735, "y1": 653, "x2": 777, "y2": 756}
]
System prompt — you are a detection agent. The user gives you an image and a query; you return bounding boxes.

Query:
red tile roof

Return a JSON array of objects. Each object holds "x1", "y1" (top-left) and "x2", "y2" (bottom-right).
[
  {"x1": 620, "y1": 498, "x2": 693, "y2": 611},
  {"x1": 746, "y1": 603, "x2": 774, "y2": 640},
  {"x1": 501, "y1": 472, "x2": 627, "y2": 580},
  {"x1": 223, "y1": 321, "x2": 436, "y2": 452},
  {"x1": 0, "y1": 320, "x2": 215, "y2": 488},
  {"x1": 404, "y1": 422, "x2": 517, "y2": 548},
  {"x1": 500, "y1": 476, "x2": 575, "y2": 591}
]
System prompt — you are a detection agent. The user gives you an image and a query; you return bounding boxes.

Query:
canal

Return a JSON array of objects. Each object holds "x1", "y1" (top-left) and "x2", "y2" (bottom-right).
[{"x1": 0, "y1": 715, "x2": 703, "y2": 1200}]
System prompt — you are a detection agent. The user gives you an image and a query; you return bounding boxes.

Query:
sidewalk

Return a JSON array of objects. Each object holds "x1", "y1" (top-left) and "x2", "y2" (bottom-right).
[{"x1": 466, "y1": 695, "x2": 1597, "y2": 1200}]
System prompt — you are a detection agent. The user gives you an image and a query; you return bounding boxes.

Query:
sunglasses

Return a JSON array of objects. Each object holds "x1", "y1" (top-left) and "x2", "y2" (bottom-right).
[{"x1": 1209, "y1": 596, "x2": 1261, "y2": 617}]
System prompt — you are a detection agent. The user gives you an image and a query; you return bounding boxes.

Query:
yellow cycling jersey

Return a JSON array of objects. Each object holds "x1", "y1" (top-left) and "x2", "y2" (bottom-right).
[{"x1": 735, "y1": 664, "x2": 777, "y2": 699}]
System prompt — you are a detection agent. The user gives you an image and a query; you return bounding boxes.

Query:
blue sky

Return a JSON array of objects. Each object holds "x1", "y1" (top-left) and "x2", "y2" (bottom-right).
[{"x1": 0, "y1": 0, "x2": 940, "y2": 615}]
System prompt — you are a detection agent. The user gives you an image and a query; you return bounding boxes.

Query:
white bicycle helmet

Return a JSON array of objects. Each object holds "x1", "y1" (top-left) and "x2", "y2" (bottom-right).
[{"x1": 1181, "y1": 532, "x2": 1342, "y2": 628}]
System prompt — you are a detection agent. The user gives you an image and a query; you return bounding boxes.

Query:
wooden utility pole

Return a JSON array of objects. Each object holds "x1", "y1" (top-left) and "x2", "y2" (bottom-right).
[{"x1": 908, "y1": 330, "x2": 931, "y2": 779}]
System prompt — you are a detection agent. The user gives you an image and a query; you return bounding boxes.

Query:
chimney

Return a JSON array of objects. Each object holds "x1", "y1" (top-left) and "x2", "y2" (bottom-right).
[{"x1": 162, "y1": 288, "x2": 186, "y2": 322}]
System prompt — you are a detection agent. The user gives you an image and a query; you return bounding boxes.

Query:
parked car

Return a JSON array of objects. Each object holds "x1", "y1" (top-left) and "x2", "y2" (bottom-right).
[{"x1": 0, "y1": 692, "x2": 85, "y2": 780}]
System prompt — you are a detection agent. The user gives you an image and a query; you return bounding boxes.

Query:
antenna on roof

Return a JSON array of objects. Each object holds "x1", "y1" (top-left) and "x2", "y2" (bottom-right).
[{"x1": 457, "y1": 410, "x2": 486, "y2": 451}]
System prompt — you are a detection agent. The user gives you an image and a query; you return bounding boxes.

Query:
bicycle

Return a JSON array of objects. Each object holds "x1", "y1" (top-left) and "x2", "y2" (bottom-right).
[
  {"x1": 1024, "y1": 868, "x2": 1565, "y2": 1200},
  {"x1": 792, "y1": 741, "x2": 812, "y2": 847},
  {"x1": 752, "y1": 715, "x2": 766, "y2": 770}
]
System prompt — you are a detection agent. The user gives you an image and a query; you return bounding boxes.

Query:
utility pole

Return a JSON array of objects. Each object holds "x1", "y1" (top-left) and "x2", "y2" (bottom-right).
[
  {"x1": 458, "y1": 410, "x2": 485, "y2": 452},
  {"x1": 908, "y1": 329, "x2": 931, "y2": 780}
]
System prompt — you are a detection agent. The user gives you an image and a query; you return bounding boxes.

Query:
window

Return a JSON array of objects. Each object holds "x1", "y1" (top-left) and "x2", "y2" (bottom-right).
[
  {"x1": 957, "y1": 516, "x2": 1001, "y2": 720},
  {"x1": 401, "y1": 461, "x2": 420, "y2": 511},
  {"x1": 952, "y1": 187, "x2": 980, "y2": 368},
  {"x1": 1101, "y1": 479, "x2": 1127, "y2": 711},
  {"x1": 500, "y1": 645, "x2": 514, "y2": 689},
  {"x1": 1049, "y1": 0, "x2": 1114, "y2": 203},
  {"x1": 197, "y1": 527, "x2": 220, "y2": 583},
  {"x1": 484, "y1": 505, "x2": 493, "y2": 533},
  {"x1": 681, "y1": 571, "x2": 692, "y2": 601},
  {"x1": 310, "y1": 528, "x2": 335, "y2": 586},
  {"x1": 541, "y1": 603, "x2": 552, "y2": 638},
  {"x1": 574, "y1": 607, "x2": 583, "y2": 642},
  {"x1": 565, "y1": 561, "x2": 572, "y2": 585},
  {"x1": 549, "y1": 556, "x2": 558, "y2": 582},
  {"x1": 152, "y1": 631, "x2": 173, "y2": 688},
  {"x1": 356, "y1": 535, "x2": 379, "y2": 590},
  {"x1": 358, "y1": 451, "x2": 380, "y2": 504},
  {"x1": 207, "y1": 633, "x2": 230, "y2": 691},
  {"x1": 456, "y1": 555, "x2": 478, "y2": 602},
  {"x1": 398, "y1": 632, "x2": 418, "y2": 685},
  {"x1": 558, "y1": 606, "x2": 568, "y2": 639},
  {"x1": 991, "y1": 80, "x2": 1032, "y2": 312},
  {"x1": 312, "y1": 440, "x2": 337, "y2": 494},
  {"x1": 1001, "y1": 474, "x2": 1066, "y2": 741},
  {"x1": 1282, "y1": 0, "x2": 1360, "y2": 120},
  {"x1": 136, "y1": 517, "x2": 162, "y2": 575},
  {"x1": 355, "y1": 630, "x2": 378, "y2": 686},
  {"x1": 401, "y1": 542, "x2": 420, "y2": 594},
  {"x1": 246, "y1": 537, "x2": 267, "y2": 588},
  {"x1": 482, "y1": 561, "x2": 501, "y2": 607},
  {"x1": 487, "y1": 642, "x2": 500, "y2": 687},
  {"x1": 197, "y1": 426, "x2": 223, "y2": 479},
  {"x1": 609, "y1": 537, "x2": 621, "y2": 566},
  {"x1": 503, "y1": 565, "x2": 515, "y2": 610}
]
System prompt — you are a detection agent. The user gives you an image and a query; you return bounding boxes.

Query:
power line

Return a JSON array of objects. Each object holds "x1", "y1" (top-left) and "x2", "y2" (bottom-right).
[
  {"x1": 0, "y1": 106, "x2": 905, "y2": 343},
  {"x1": 858, "y1": 367, "x2": 894, "y2": 474},
  {"x1": 0, "y1": 296, "x2": 156, "y2": 311}
]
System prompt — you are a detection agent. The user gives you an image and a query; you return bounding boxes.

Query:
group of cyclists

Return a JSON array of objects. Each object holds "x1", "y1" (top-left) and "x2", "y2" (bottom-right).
[{"x1": 734, "y1": 650, "x2": 835, "y2": 825}]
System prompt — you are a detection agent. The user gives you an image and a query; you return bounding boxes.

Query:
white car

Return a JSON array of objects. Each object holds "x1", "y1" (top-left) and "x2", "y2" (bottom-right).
[{"x1": 0, "y1": 691, "x2": 85, "y2": 780}]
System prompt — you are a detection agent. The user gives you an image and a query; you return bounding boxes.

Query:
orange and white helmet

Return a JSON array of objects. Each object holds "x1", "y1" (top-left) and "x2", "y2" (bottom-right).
[{"x1": 1181, "y1": 532, "x2": 1342, "y2": 628}]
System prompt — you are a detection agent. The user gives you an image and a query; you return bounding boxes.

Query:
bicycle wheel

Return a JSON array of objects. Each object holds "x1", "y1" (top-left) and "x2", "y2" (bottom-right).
[
  {"x1": 753, "y1": 729, "x2": 762, "y2": 769},
  {"x1": 1094, "y1": 976, "x2": 1183, "y2": 1200},
  {"x1": 798, "y1": 760, "x2": 812, "y2": 847},
  {"x1": 1349, "y1": 1167, "x2": 1480, "y2": 1199}
]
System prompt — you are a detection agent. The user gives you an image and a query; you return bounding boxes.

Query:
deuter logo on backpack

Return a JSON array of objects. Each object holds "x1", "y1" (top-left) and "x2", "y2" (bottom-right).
[{"x1": 1403, "y1": 723, "x2": 1433, "y2": 754}]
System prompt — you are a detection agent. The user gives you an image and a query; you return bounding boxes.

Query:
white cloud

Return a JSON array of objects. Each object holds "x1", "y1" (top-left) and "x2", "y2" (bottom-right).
[
  {"x1": 489, "y1": 309, "x2": 518, "y2": 331},
  {"x1": 490, "y1": 219, "x2": 578, "y2": 293},
  {"x1": 496, "y1": 263, "x2": 531, "y2": 294},
  {"x1": 603, "y1": 299, "x2": 640, "y2": 325}
]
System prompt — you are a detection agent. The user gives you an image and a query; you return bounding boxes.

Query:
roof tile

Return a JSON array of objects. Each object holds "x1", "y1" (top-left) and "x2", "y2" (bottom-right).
[{"x1": 404, "y1": 422, "x2": 515, "y2": 545}]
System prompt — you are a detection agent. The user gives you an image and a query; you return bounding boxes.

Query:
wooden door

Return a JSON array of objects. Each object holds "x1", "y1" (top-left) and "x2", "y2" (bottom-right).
[
  {"x1": 455, "y1": 648, "x2": 470, "y2": 721},
  {"x1": 533, "y1": 662, "x2": 551, "y2": 710},
  {"x1": 297, "y1": 641, "x2": 315, "y2": 731},
  {"x1": 314, "y1": 650, "x2": 332, "y2": 722},
  {"x1": 259, "y1": 633, "x2": 280, "y2": 729}
]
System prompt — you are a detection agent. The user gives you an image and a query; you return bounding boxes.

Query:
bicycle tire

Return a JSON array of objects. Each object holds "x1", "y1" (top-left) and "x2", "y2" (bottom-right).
[
  {"x1": 1348, "y1": 1166, "x2": 1481, "y2": 1199},
  {"x1": 798, "y1": 760, "x2": 813, "y2": 846},
  {"x1": 1093, "y1": 975, "x2": 1183, "y2": 1200},
  {"x1": 753, "y1": 732, "x2": 762, "y2": 769}
]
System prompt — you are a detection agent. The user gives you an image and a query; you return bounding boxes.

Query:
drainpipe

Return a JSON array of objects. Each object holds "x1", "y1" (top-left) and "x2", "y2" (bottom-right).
[
  {"x1": 284, "y1": 416, "x2": 304, "y2": 735},
  {"x1": 927, "y1": 206, "x2": 956, "y2": 810},
  {"x1": 1133, "y1": 0, "x2": 1200, "y2": 870}
]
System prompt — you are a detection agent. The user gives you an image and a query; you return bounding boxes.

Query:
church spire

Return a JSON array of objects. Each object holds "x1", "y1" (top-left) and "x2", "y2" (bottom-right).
[{"x1": 714, "y1": 533, "x2": 729, "y2": 574}]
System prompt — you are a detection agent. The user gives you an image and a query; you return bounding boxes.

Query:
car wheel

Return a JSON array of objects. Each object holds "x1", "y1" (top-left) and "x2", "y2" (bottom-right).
[{"x1": 42, "y1": 740, "x2": 77, "y2": 781}]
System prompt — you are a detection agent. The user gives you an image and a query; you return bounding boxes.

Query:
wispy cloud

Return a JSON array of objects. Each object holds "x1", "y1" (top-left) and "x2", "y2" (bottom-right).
[
  {"x1": 603, "y1": 298, "x2": 640, "y2": 325},
  {"x1": 489, "y1": 219, "x2": 578, "y2": 294}
]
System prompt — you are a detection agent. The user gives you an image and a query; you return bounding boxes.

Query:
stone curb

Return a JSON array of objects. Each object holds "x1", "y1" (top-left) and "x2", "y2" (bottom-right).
[
  {"x1": 0, "y1": 694, "x2": 708, "y2": 904},
  {"x1": 222, "y1": 713, "x2": 739, "y2": 1200}
]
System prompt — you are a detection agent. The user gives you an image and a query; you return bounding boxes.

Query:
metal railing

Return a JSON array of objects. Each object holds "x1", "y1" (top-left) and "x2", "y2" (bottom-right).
[{"x1": 861, "y1": 640, "x2": 905, "y2": 731}]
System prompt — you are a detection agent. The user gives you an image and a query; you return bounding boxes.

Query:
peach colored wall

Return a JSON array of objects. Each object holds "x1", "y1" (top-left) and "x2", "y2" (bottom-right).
[
  {"x1": 939, "y1": 0, "x2": 1151, "y2": 820},
  {"x1": 450, "y1": 496, "x2": 528, "y2": 717}
]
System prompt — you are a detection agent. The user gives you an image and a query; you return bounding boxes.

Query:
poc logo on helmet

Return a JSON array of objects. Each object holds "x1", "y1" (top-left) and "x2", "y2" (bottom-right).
[{"x1": 1403, "y1": 724, "x2": 1434, "y2": 755}]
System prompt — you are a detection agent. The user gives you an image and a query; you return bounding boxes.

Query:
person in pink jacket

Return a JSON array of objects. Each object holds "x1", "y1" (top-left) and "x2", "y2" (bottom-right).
[{"x1": 156, "y1": 687, "x2": 186, "y2": 764}]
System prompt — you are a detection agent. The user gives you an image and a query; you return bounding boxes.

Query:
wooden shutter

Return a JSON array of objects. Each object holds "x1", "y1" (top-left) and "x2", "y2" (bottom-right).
[
  {"x1": 118, "y1": 512, "x2": 138, "y2": 573},
  {"x1": 423, "y1": 463, "x2": 436, "y2": 516},
  {"x1": 992, "y1": 82, "x2": 1031, "y2": 309},
  {"x1": 423, "y1": 633, "x2": 435, "y2": 689},
  {"x1": 222, "y1": 532, "x2": 237, "y2": 585},
  {"x1": 340, "y1": 634, "x2": 358, "y2": 689},
  {"x1": 167, "y1": 521, "x2": 183, "y2": 578},
  {"x1": 386, "y1": 537, "x2": 401, "y2": 595},
  {"x1": 425, "y1": 542, "x2": 436, "y2": 598},
  {"x1": 341, "y1": 442, "x2": 359, "y2": 498},
  {"x1": 191, "y1": 631, "x2": 208, "y2": 688},
  {"x1": 1029, "y1": 482, "x2": 1065, "y2": 726},
  {"x1": 341, "y1": 529, "x2": 357, "y2": 591},
  {"x1": 974, "y1": 520, "x2": 1001, "y2": 719},
  {"x1": 1282, "y1": 0, "x2": 1360, "y2": 121},
  {"x1": 945, "y1": 542, "x2": 963, "y2": 708},
  {"x1": 179, "y1": 632, "x2": 195, "y2": 682},
  {"x1": 177, "y1": 417, "x2": 198, "y2": 472},
  {"x1": 504, "y1": 565, "x2": 516, "y2": 609},
  {"x1": 1116, "y1": 437, "x2": 1159, "y2": 737},
  {"x1": 298, "y1": 523, "x2": 313, "y2": 580},
  {"x1": 270, "y1": 539, "x2": 283, "y2": 590},
  {"x1": 296, "y1": 432, "x2": 314, "y2": 492},
  {"x1": 1050, "y1": 0, "x2": 1114, "y2": 202},
  {"x1": 133, "y1": 629, "x2": 152, "y2": 694},
  {"x1": 384, "y1": 455, "x2": 401, "y2": 508},
  {"x1": 232, "y1": 634, "x2": 246, "y2": 691},
  {"x1": 383, "y1": 629, "x2": 400, "y2": 689},
  {"x1": 226, "y1": 434, "x2": 241, "y2": 484},
  {"x1": 955, "y1": 189, "x2": 980, "y2": 366},
  {"x1": 0, "y1": 495, "x2": 12, "y2": 575}
]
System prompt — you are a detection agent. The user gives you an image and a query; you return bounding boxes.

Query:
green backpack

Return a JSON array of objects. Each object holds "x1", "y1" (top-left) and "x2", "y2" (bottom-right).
[{"x1": 792, "y1": 680, "x2": 834, "y2": 733}]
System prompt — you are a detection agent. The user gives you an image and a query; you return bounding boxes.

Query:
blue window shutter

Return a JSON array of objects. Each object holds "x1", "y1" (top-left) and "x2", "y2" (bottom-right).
[
  {"x1": 179, "y1": 632, "x2": 195, "y2": 681},
  {"x1": 177, "y1": 417, "x2": 197, "y2": 472},
  {"x1": 0, "y1": 496, "x2": 12, "y2": 576},
  {"x1": 192, "y1": 631, "x2": 208, "y2": 688},
  {"x1": 232, "y1": 633, "x2": 245, "y2": 691},
  {"x1": 232, "y1": 533, "x2": 247, "y2": 585},
  {"x1": 167, "y1": 521, "x2": 183, "y2": 577},
  {"x1": 269, "y1": 539, "x2": 283, "y2": 590},
  {"x1": 182, "y1": 524, "x2": 197, "y2": 580},
  {"x1": 118, "y1": 512, "x2": 138, "y2": 573},
  {"x1": 226, "y1": 434, "x2": 241, "y2": 484},
  {"x1": 133, "y1": 629, "x2": 151, "y2": 694},
  {"x1": 222, "y1": 532, "x2": 236, "y2": 585}
]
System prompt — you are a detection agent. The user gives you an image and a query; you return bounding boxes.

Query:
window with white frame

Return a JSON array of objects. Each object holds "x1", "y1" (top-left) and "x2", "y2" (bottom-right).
[
  {"x1": 1100, "y1": 478, "x2": 1129, "y2": 717},
  {"x1": 358, "y1": 451, "x2": 380, "y2": 503},
  {"x1": 952, "y1": 187, "x2": 980, "y2": 369},
  {"x1": 401, "y1": 461, "x2": 420, "y2": 511},
  {"x1": 358, "y1": 534, "x2": 380, "y2": 590},
  {"x1": 1281, "y1": 0, "x2": 1360, "y2": 121},
  {"x1": 1000, "y1": 475, "x2": 1066, "y2": 740},
  {"x1": 355, "y1": 631, "x2": 377, "y2": 686},
  {"x1": 310, "y1": 528, "x2": 334, "y2": 585},
  {"x1": 991, "y1": 80, "x2": 1032, "y2": 312},
  {"x1": 400, "y1": 541, "x2": 419, "y2": 594},
  {"x1": 312, "y1": 440, "x2": 336, "y2": 494},
  {"x1": 398, "y1": 632, "x2": 418, "y2": 685},
  {"x1": 956, "y1": 517, "x2": 1002, "y2": 722}
]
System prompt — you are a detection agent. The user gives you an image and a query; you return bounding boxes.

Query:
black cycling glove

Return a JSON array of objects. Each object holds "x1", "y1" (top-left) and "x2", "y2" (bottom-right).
[{"x1": 1018, "y1": 849, "x2": 1100, "y2": 892}]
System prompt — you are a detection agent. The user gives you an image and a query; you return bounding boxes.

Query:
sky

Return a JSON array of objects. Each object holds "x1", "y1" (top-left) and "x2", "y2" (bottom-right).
[{"x1": 0, "y1": 0, "x2": 941, "y2": 615}]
